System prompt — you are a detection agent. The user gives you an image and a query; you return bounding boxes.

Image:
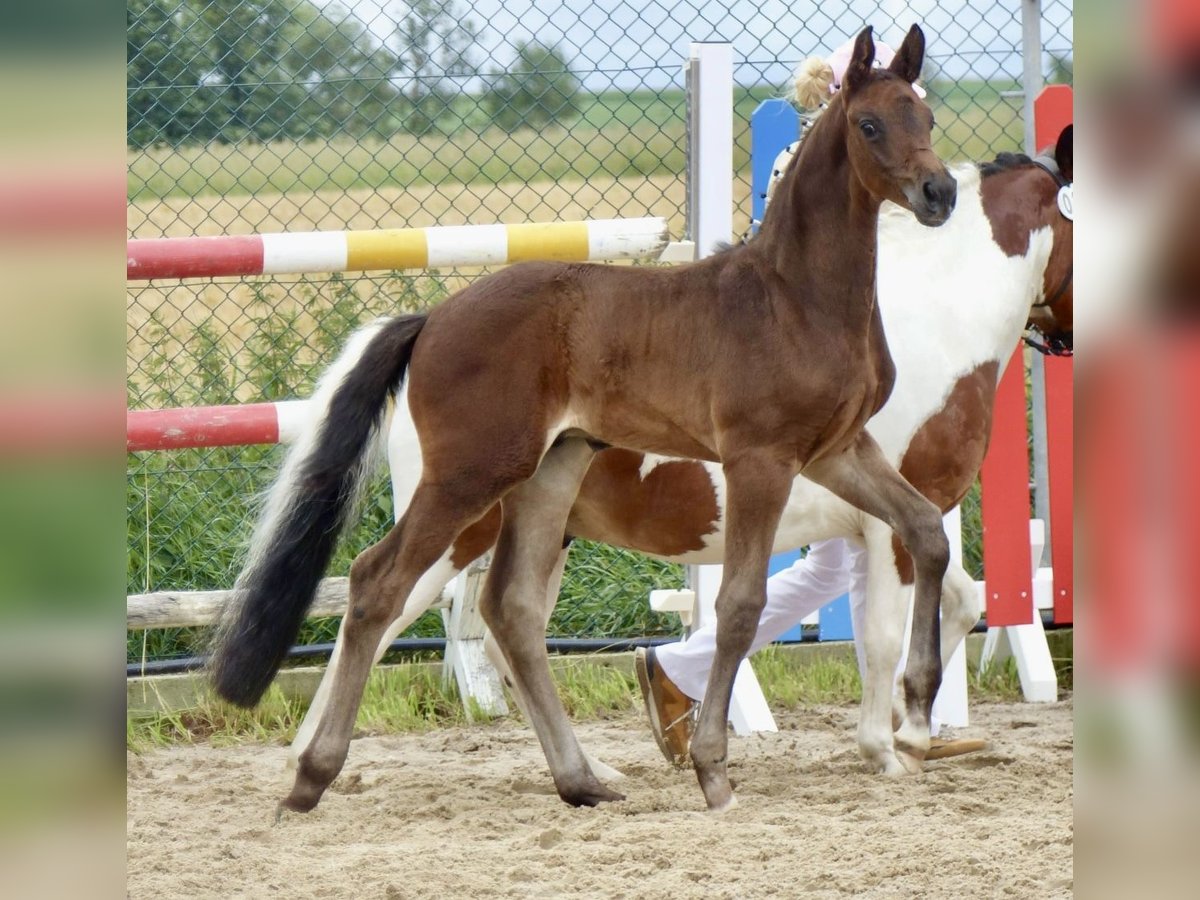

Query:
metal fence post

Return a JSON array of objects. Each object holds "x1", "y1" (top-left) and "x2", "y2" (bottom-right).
[{"x1": 685, "y1": 42, "x2": 733, "y2": 258}]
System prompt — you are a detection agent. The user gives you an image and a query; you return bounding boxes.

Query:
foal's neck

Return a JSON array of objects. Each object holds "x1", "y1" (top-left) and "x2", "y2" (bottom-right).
[{"x1": 752, "y1": 99, "x2": 881, "y2": 314}]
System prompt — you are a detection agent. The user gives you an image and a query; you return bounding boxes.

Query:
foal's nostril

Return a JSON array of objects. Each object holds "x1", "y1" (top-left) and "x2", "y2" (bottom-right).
[{"x1": 923, "y1": 180, "x2": 938, "y2": 205}]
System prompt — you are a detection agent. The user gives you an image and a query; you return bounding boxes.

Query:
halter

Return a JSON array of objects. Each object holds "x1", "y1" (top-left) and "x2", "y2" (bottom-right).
[{"x1": 1023, "y1": 154, "x2": 1074, "y2": 357}]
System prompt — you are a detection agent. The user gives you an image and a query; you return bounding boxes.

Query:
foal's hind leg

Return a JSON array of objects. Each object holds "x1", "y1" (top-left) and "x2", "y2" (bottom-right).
[
  {"x1": 291, "y1": 510, "x2": 503, "y2": 768},
  {"x1": 483, "y1": 544, "x2": 627, "y2": 783},
  {"x1": 289, "y1": 552, "x2": 460, "y2": 769},
  {"x1": 803, "y1": 432, "x2": 950, "y2": 768},
  {"x1": 478, "y1": 437, "x2": 623, "y2": 807},
  {"x1": 282, "y1": 483, "x2": 498, "y2": 813}
]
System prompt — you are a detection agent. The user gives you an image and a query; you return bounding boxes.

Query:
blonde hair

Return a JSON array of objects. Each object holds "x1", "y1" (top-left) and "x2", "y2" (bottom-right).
[{"x1": 792, "y1": 56, "x2": 835, "y2": 111}]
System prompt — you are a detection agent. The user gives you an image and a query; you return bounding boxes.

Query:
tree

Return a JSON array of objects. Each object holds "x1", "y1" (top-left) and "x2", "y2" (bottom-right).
[
  {"x1": 388, "y1": 0, "x2": 479, "y2": 136},
  {"x1": 127, "y1": 0, "x2": 211, "y2": 147},
  {"x1": 484, "y1": 41, "x2": 582, "y2": 133},
  {"x1": 127, "y1": 0, "x2": 401, "y2": 148}
]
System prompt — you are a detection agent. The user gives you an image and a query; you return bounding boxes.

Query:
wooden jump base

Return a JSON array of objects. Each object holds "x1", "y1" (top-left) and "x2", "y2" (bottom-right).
[{"x1": 127, "y1": 217, "x2": 670, "y2": 280}]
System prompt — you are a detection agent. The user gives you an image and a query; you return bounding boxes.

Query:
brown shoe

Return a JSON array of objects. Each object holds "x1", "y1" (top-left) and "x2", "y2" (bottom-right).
[
  {"x1": 635, "y1": 647, "x2": 695, "y2": 767},
  {"x1": 925, "y1": 737, "x2": 989, "y2": 760}
]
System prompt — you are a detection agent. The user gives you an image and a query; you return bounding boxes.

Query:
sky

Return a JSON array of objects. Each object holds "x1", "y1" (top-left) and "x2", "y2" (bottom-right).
[{"x1": 326, "y1": 0, "x2": 1073, "y2": 91}]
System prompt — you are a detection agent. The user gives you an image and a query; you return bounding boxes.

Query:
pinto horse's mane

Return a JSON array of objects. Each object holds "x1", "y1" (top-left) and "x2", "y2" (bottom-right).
[{"x1": 978, "y1": 152, "x2": 1037, "y2": 178}]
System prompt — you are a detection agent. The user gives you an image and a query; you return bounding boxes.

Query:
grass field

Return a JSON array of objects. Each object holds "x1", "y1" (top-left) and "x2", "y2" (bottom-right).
[{"x1": 128, "y1": 82, "x2": 1024, "y2": 207}]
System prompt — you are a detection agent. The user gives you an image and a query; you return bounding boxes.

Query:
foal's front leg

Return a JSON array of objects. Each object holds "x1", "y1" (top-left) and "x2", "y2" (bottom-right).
[{"x1": 690, "y1": 449, "x2": 793, "y2": 812}]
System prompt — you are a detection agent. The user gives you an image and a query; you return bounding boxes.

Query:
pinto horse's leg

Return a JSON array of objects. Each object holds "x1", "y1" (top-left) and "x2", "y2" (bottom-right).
[
  {"x1": 803, "y1": 432, "x2": 950, "y2": 770},
  {"x1": 889, "y1": 560, "x2": 982, "y2": 769},
  {"x1": 690, "y1": 449, "x2": 794, "y2": 812},
  {"x1": 282, "y1": 482, "x2": 499, "y2": 813},
  {"x1": 939, "y1": 561, "x2": 981, "y2": 670},
  {"x1": 885, "y1": 561, "x2": 982, "y2": 771},
  {"x1": 478, "y1": 437, "x2": 623, "y2": 807},
  {"x1": 857, "y1": 520, "x2": 915, "y2": 776}
]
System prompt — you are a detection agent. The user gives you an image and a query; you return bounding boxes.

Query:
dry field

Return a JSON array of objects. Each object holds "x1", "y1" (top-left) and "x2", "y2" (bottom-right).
[{"x1": 127, "y1": 172, "x2": 757, "y2": 383}]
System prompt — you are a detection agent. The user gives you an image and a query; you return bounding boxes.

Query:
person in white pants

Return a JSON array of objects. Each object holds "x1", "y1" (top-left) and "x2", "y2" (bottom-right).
[{"x1": 634, "y1": 538, "x2": 987, "y2": 765}]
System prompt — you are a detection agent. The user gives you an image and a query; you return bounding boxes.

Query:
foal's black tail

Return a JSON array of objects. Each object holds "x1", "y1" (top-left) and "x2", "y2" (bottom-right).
[{"x1": 210, "y1": 315, "x2": 427, "y2": 707}]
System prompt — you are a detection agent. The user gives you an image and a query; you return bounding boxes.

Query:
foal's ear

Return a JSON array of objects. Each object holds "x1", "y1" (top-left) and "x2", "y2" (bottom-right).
[
  {"x1": 1054, "y1": 124, "x2": 1074, "y2": 182},
  {"x1": 888, "y1": 24, "x2": 926, "y2": 85},
  {"x1": 843, "y1": 26, "x2": 876, "y2": 96}
]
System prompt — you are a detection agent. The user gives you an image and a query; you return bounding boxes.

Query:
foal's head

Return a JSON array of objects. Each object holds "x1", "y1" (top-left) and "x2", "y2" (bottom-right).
[{"x1": 839, "y1": 25, "x2": 957, "y2": 226}]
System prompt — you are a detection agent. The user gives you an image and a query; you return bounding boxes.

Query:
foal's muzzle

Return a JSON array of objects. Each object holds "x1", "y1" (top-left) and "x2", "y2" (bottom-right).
[{"x1": 909, "y1": 171, "x2": 958, "y2": 226}]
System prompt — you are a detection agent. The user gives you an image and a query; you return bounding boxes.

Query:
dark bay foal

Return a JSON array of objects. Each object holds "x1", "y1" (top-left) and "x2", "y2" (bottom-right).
[{"x1": 211, "y1": 25, "x2": 957, "y2": 812}]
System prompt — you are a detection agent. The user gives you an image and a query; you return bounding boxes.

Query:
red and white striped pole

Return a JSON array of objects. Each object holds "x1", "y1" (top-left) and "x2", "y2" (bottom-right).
[{"x1": 127, "y1": 400, "x2": 310, "y2": 452}]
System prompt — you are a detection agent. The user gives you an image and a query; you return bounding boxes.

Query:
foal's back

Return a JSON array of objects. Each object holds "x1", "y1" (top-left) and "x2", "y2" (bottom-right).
[{"x1": 406, "y1": 248, "x2": 882, "y2": 469}]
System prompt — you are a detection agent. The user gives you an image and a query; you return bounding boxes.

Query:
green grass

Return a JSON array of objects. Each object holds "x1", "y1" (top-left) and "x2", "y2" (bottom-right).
[
  {"x1": 127, "y1": 643, "x2": 1044, "y2": 751},
  {"x1": 751, "y1": 646, "x2": 864, "y2": 707},
  {"x1": 127, "y1": 664, "x2": 462, "y2": 752}
]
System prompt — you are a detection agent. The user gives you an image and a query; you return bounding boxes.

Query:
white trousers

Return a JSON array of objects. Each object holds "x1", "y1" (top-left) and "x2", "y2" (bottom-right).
[{"x1": 654, "y1": 538, "x2": 946, "y2": 735}]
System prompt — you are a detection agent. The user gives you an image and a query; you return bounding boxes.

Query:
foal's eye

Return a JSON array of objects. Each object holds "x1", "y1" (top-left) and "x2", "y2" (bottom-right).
[{"x1": 860, "y1": 121, "x2": 879, "y2": 139}]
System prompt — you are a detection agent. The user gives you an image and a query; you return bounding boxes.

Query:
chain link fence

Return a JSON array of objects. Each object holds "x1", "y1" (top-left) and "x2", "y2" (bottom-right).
[{"x1": 127, "y1": 0, "x2": 1072, "y2": 664}]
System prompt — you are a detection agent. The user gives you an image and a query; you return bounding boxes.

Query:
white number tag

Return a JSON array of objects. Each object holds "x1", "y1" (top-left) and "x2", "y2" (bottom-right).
[{"x1": 1057, "y1": 184, "x2": 1074, "y2": 221}]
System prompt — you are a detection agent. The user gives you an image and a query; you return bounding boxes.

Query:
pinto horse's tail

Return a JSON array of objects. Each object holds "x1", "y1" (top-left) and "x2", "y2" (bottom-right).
[{"x1": 210, "y1": 314, "x2": 427, "y2": 708}]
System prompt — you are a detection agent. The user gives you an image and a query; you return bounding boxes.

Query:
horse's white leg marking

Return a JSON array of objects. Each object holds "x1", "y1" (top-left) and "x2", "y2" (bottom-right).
[
  {"x1": 856, "y1": 521, "x2": 913, "y2": 776},
  {"x1": 938, "y1": 561, "x2": 981, "y2": 668},
  {"x1": 288, "y1": 383, "x2": 463, "y2": 765}
]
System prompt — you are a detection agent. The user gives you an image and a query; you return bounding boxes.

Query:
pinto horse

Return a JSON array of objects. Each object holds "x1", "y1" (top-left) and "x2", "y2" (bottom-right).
[
  {"x1": 211, "y1": 25, "x2": 958, "y2": 813},
  {"x1": 286, "y1": 126, "x2": 1074, "y2": 789}
]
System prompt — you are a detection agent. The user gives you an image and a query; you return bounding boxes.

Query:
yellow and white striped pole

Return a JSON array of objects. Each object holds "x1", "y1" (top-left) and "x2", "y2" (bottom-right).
[{"x1": 128, "y1": 217, "x2": 670, "y2": 280}]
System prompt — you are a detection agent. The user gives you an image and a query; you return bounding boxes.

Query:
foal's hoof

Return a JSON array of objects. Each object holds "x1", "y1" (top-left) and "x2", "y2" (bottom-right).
[
  {"x1": 695, "y1": 766, "x2": 736, "y2": 812},
  {"x1": 706, "y1": 791, "x2": 738, "y2": 814},
  {"x1": 893, "y1": 736, "x2": 927, "y2": 775},
  {"x1": 560, "y1": 781, "x2": 625, "y2": 807},
  {"x1": 278, "y1": 779, "x2": 326, "y2": 817},
  {"x1": 274, "y1": 796, "x2": 316, "y2": 824}
]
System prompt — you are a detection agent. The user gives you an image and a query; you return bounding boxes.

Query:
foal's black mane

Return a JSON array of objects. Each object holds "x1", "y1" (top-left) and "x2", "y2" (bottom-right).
[{"x1": 979, "y1": 152, "x2": 1035, "y2": 178}]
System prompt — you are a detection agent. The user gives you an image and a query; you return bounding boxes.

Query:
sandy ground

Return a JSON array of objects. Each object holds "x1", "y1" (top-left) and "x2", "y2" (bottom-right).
[{"x1": 127, "y1": 699, "x2": 1072, "y2": 898}]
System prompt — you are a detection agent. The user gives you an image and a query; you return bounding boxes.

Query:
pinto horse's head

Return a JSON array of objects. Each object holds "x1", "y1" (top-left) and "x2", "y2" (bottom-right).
[
  {"x1": 840, "y1": 25, "x2": 957, "y2": 226},
  {"x1": 1026, "y1": 125, "x2": 1074, "y2": 349}
]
